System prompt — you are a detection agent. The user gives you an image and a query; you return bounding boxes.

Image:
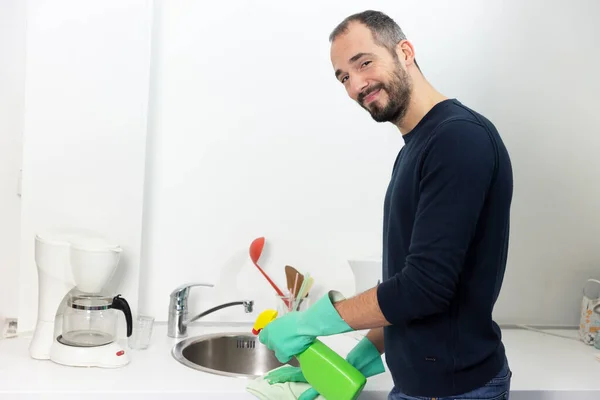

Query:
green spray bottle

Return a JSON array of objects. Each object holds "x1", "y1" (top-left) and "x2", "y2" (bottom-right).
[{"x1": 252, "y1": 309, "x2": 367, "y2": 400}]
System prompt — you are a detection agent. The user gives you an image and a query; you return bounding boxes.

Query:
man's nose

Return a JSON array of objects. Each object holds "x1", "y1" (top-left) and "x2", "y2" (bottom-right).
[{"x1": 350, "y1": 77, "x2": 369, "y2": 99}]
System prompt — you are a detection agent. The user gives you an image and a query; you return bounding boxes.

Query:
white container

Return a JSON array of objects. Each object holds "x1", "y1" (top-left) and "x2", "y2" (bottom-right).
[
  {"x1": 347, "y1": 258, "x2": 382, "y2": 295},
  {"x1": 580, "y1": 279, "x2": 600, "y2": 345}
]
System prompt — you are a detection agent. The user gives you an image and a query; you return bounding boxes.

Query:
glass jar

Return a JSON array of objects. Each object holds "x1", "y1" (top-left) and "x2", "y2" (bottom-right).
[
  {"x1": 275, "y1": 294, "x2": 311, "y2": 316},
  {"x1": 60, "y1": 290, "x2": 132, "y2": 347}
]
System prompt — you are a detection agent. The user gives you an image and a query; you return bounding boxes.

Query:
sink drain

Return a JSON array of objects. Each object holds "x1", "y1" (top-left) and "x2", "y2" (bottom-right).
[{"x1": 236, "y1": 339, "x2": 256, "y2": 349}]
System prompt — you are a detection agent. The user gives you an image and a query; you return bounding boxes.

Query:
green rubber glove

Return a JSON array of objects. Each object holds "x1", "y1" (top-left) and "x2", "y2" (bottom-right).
[
  {"x1": 258, "y1": 290, "x2": 352, "y2": 363},
  {"x1": 265, "y1": 335, "x2": 385, "y2": 400},
  {"x1": 345, "y1": 334, "x2": 386, "y2": 377},
  {"x1": 263, "y1": 366, "x2": 306, "y2": 384},
  {"x1": 298, "y1": 388, "x2": 321, "y2": 400}
]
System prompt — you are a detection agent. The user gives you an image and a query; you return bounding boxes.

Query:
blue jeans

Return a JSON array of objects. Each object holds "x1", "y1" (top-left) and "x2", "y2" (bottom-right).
[{"x1": 388, "y1": 358, "x2": 512, "y2": 400}]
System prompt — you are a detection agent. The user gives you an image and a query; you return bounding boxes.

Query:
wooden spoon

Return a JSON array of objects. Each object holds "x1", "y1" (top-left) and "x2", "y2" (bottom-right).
[{"x1": 285, "y1": 265, "x2": 307, "y2": 297}]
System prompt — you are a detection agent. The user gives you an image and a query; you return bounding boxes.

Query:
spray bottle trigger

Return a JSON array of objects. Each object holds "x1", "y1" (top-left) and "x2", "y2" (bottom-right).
[{"x1": 252, "y1": 309, "x2": 278, "y2": 335}]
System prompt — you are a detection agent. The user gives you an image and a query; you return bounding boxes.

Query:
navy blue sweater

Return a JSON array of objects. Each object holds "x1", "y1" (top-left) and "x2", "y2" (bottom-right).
[{"x1": 376, "y1": 99, "x2": 513, "y2": 397}]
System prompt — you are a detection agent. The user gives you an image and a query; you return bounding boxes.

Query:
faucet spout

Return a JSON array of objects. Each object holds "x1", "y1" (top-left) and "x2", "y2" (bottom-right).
[
  {"x1": 167, "y1": 282, "x2": 255, "y2": 338},
  {"x1": 186, "y1": 300, "x2": 254, "y2": 325}
]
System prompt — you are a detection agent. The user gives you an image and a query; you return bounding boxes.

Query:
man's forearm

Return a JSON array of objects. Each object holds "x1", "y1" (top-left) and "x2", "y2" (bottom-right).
[
  {"x1": 366, "y1": 327, "x2": 385, "y2": 354},
  {"x1": 333, "y1": 286, "x2": 391, "y2": 330}
]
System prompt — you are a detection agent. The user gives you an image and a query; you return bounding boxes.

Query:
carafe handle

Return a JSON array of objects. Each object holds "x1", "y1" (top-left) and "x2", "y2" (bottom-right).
[{"x1": 111, "y1": 295, "x2": 133, "y2": 337}]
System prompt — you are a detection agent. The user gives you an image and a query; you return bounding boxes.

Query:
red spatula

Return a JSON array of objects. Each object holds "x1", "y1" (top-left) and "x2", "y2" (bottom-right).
[{"x1": 249, "y1": 237, "x2": 289, "y2": 307}]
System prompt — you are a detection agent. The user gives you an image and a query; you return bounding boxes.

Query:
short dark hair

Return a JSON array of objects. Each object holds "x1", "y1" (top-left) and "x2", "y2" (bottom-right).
[{"x1": 329, "y1": 10, "x2": 420, "y2": 70}]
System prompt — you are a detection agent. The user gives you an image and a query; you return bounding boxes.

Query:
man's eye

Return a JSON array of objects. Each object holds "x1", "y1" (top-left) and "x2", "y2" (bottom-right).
[
  {"x1": 361, "y1": 61, "x2": 372, "y2": 67},
  {"x1": 341, "y1": 76, "x2": 348, "y2": 83}
]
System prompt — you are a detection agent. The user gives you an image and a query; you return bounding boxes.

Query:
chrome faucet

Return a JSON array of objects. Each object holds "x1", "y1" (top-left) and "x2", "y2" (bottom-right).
[{"x1": 167, "y1": 282, "x2": 254, "y2": 338}]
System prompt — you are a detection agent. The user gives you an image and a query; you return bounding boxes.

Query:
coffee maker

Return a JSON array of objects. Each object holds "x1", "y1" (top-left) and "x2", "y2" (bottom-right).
[{"x1": 29, "y1": 230, "x2": 133, "y2": 368}]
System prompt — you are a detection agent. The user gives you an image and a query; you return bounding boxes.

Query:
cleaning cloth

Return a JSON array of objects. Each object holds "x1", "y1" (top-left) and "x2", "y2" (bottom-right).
[{"x1": 246, "y1": 365, "x2": 325, "y2": 400}]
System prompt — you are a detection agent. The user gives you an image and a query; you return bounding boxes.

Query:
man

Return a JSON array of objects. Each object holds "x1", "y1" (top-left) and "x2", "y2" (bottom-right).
[{"x1": 259, "y1": 10, "x2": 513, "y2": 400}]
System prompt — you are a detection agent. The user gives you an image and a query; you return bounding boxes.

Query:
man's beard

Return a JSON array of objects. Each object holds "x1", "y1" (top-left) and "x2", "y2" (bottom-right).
[{"x1": 358, "y1": 66, "x2": 412, "y2": 124}]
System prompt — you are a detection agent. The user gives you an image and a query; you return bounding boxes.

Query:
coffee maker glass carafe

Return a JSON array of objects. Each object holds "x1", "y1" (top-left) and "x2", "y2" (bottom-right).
[{"x1": 60, "y1": 289, "x2": 133, "y2": 347}]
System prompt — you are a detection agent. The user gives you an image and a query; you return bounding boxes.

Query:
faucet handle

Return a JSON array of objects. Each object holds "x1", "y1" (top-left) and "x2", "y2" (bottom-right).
[
  {"x1": 169, "y1": 283, "x2": 214, "y2": 312},
  {"x1": 170, "y1": 282, "x2": 214, "y2": 297}
]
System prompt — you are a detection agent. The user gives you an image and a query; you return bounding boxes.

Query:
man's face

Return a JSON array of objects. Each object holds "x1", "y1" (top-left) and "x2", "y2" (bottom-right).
[{"x1": 330, "y1": 22, "x2": 412, "y2": 124}]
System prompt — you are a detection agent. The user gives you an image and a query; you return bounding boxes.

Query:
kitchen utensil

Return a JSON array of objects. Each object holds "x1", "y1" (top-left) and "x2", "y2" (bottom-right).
[
  {"x1": 292, "y1": 274, "x2": 299, "y2": 298},
  {"x1": 291, "y1": 273, "x2": 314, "y2": 311},
  {"x1": 275, "y1": 294, "x2": 311, "y2": 316},
  {"x1": 249, "y1": 237, "x2": 289, "y2": 307},
  {"x1": 288, "y1": 273, "x2": 299, "y2": 311},
  {"x1": 128, "y1": 315, "x2": 155, "y2": 350},
  {"x1": 300, "y1": 277, "x2": 314, "y2": 299},
  {"x1": 61, "y1": 291, "x2": 132, "y2": 347},
  {"x1": 285, "y1": 265, "x2": 304, "y2": 297},
  {"x1": 295, "y1": 273, "x2": 313, "y2": 303},
  {"x1": 295, "y1": 272, "x2": 309, "y2": 304}
]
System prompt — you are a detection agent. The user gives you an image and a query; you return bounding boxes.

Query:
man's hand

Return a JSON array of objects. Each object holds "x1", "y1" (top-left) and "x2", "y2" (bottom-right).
[
  {"x1": 257, "y1": 311, "x2": 315, "y2": 363},
  {"x1": 264, "y1": 330, "x2": 386, "y2": 400},
  {"x1": 258, "y1": 291, "x2": 353, "y2": 363}
]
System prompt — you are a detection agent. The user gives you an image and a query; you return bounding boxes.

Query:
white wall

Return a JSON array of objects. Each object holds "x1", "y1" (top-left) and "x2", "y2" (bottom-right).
[
  {"x1": 17, "y1": 0, "x2": 154, "y2": 331},
  {"x1": 139, "y1": 0, "x2": 600, "y2": 326},
  {"x1": 6, "y1": 0, "x2": 600, "y2": 330},
  {"x1": 478, "y1": 0, "x2": 600, "y2": 325},
  {"x1": 0, "y1": 0, "x2": 26, "y2": 322},
  {"x1": 138, "y1": 0, "x2": 398, "y2": 322}
]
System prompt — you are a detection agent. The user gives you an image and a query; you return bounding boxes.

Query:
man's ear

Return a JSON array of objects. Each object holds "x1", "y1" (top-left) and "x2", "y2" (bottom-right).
[{"x1": 395, "y1": 40, "x2": 416, "y2": 68}]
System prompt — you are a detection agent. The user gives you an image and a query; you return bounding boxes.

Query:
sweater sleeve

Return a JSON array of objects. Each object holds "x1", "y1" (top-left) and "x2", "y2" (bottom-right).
[{"x1": 376, "y1": 119, "x2": 497, "y2": 325}]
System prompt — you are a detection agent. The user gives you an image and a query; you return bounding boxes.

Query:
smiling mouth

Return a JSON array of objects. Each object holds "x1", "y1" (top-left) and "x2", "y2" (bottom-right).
[{"x1": 364, "y1": 89, "x2": 381, "y2": 104}]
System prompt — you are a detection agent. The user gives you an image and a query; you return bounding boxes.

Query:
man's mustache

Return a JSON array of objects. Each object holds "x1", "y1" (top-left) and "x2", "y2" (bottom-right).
[{"x1": 358, "y1": 83, "x2": 384, "y2": 104}]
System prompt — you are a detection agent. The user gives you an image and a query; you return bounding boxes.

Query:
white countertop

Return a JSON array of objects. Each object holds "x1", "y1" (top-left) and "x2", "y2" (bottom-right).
[{"x1": 1, "y1": 323, "x2": 600, "y2": 399}]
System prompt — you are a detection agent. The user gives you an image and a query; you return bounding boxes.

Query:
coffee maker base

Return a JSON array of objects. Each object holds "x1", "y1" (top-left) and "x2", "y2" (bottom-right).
[{"x1": 49, "y1": 337, "x2": 130, "y2": 368}]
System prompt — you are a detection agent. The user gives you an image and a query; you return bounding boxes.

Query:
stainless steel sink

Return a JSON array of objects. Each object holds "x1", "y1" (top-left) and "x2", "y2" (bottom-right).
[{"x1": 172, "y1": 332, "x2": 299, "y2": 378}]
